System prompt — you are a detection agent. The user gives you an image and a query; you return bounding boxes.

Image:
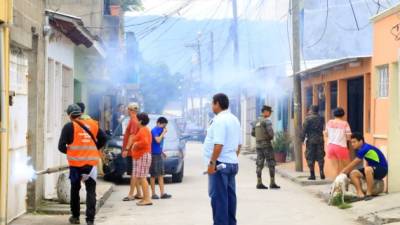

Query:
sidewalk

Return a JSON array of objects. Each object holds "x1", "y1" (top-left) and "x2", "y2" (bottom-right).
[
  {"x1": 9, "y1": 179, "x2": 114, "y2": 225},
  {"x1": 274, "y1": 161, "x2": 400, "y2": 225}
]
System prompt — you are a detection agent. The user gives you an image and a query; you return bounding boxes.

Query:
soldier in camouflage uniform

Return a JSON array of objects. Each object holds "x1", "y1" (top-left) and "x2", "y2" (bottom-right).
[
  {"x1": 252, "y1": 105, "x2": 280, "y2": 189},
  {"x1": 302, "y1": 105, "x2": 326, "y2": 180}
]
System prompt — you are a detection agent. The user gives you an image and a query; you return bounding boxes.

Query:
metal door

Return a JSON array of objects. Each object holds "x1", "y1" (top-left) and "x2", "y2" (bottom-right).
[{"x1": 7, "y1": 50, "x2": 29, "y2": 221}]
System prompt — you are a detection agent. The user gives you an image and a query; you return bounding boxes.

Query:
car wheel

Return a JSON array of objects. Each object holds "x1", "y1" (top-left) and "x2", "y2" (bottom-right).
[{"x1": 172, "y1": 163, "x2": 184, "y2": 183}]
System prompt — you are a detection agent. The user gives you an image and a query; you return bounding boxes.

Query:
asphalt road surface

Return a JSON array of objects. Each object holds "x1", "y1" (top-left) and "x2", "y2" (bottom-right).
[{"x1": 95, "y1": 142, "x2": 359, "y2": 225}]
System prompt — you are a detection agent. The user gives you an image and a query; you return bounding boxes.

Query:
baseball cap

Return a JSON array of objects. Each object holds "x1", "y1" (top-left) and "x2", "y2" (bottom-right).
[
  {"x1": 127, "y1": 102, "x2": 139, "y2": 112},
  {"x1": 66, "y1": 104, "x2": 82, "y2": 116}
]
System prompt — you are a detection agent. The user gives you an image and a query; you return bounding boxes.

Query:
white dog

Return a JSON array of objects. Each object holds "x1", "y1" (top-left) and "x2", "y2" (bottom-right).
[{"x1": 328, "y1": 173, "x2": 350, "y2": 205}]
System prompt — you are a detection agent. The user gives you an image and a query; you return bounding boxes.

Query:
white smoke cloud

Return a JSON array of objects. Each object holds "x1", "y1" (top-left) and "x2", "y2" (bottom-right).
[{"x1": 10, "y1": 153, "x2": 36, "y2": 184}]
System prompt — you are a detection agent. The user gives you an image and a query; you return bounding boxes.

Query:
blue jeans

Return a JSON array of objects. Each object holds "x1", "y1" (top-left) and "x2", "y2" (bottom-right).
[{"x1": 208, "y1": 162, "x2": 239, "y2": 225}]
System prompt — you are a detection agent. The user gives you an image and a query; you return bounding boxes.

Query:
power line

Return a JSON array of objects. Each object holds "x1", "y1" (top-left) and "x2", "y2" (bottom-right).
[
  {"x1": 349, "y1": 0, "x2": 360, "y2": 30},
  {"x1": 305, "y1": 0, "x2": 329, "y2": 48},
  {"x1": 140, "y1": 0, "x2": 224, "y2": 50}
]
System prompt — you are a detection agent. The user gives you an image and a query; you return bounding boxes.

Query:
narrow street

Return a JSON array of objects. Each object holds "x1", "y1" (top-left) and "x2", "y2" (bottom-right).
[{"x1": 94, "y1": 142, "x2": 358, "y2": 225}]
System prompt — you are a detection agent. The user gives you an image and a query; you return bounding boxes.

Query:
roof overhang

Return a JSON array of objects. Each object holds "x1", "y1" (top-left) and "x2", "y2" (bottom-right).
[
  {"x1": 371, "y1": 3, "x2": 400, "y2": 23},
  {"x1": 45, "y1": 10, "x2": 106, "y2": 58},
  {"x1": 298, "y1": 56, "x2": 371, "y2": 79}
]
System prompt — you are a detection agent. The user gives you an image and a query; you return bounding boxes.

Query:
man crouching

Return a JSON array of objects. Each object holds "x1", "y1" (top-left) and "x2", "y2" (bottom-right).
[{"x1": 341, "y1": 132, "x2": 388, "y2": 201}]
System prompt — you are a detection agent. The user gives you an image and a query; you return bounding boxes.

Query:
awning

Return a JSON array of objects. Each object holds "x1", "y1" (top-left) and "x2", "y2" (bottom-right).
[{"x1": 45, "y1": 10, "x2": 106, "y2": 58}]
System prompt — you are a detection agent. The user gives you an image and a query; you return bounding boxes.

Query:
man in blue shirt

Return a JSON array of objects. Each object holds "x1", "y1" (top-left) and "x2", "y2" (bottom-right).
[
  {"x1": 204, "y1": 93, "x2": 241, "y2": 225},
  {"x1": 150, "y1": 117, "x2": 172, "y2": 200},
  {"x1": 341, "y1": 132, "x2": 388, "y2": 200}
]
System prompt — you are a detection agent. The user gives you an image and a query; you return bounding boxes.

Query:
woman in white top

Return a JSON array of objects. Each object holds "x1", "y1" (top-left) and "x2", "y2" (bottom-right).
[{"x1": 324, "y1": 107, "x2": 352, "y2": 177}]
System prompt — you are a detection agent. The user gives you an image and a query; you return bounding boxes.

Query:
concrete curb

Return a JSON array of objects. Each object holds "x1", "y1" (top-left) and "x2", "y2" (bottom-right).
[
  {"x1": 36, "y1": 181, "x2": 114, "y2": 215},
  {"x1": 275, "y1": 167, "x2": 332, "y2": 186},
  {"x1": 247, "y1": 155, "x2": 332, "y2": 186}
]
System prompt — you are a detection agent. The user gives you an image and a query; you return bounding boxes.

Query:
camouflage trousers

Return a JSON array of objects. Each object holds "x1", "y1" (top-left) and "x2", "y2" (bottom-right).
[
  {"x1": 305, "y1": 142, "x2": 325, "y2": 166},
  {"x1": 256, "y1": 145, "x2": 276, "y2": 177}
]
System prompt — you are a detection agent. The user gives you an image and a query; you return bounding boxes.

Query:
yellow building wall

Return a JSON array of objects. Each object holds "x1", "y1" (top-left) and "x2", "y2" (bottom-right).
[
  {"x1": 372, "y1": 7, "x2": 400, "y2": 192},
  {"x1": 0, "y1": 0, "x2": 12, "y2": 224}
]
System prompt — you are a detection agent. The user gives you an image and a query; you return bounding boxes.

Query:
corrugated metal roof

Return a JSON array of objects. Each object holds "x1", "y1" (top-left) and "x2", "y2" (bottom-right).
[
  {"x1": 45, "y1": 10, "x2": 105, "y2": 57},
  {"x1": 297, "y1": 56, "x2": 371, "y2": 78}
]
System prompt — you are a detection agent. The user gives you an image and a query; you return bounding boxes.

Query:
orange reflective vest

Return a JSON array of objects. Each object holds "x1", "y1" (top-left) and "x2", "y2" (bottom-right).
[{"x1": 67, "y1": 119, "x2": 100, "y2": 167}]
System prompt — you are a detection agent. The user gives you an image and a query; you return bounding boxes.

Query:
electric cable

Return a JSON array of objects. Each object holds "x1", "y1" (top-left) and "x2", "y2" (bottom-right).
[{"x1": 305, "y1": 0, "x2": 329, "y2": 48}]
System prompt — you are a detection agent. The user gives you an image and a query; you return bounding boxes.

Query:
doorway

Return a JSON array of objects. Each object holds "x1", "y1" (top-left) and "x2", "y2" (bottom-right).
[{"x1": 347, "y1": 77, "x2": 364, "y2": 133}]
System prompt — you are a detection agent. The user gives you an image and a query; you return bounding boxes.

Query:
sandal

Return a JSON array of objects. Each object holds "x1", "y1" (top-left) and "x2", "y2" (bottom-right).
[
  {"x1": 134, "y1": 195, "x2": 143, "y2": 200},
  {"x1": 136, "y1": 201, "x2": 153, "y2": 206},
  {"x1": 160, "y1": 193, "x2": 172, "y2": 199},
  {"x1": 122, "y1": 196, "x2": 135, "y2": 201},
  {"x1": 364, "y1": 195, "x2": 374, "y2": 201}
]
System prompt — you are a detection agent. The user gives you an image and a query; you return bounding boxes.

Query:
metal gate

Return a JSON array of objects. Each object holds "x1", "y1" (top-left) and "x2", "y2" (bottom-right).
[{"x1": 7, "y1": 49, "x2": 28, "y2": 221}]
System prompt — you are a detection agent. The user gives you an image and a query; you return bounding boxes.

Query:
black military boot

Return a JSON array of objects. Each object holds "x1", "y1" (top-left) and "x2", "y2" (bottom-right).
[
  {"x1": 308, "y1": 170, "x2": 316, "y2": 180},
  {"x1": 69, "y1": 216, "x2": 80, "y2": 224},
  {"x1": 256, "y1": 177, "x2": 268, "y2": 189},
  {"x1": 269, "y1": 177, "x2": 281, "y2": 189},
  {"x1": 269, "y1": 167, "x2": 280, "y2": 189},
  {"x1": 319, "y1": 162, "x2": 325, "y2": 180}
]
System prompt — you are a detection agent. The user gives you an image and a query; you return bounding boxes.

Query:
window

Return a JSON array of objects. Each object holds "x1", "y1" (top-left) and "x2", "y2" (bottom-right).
[
  {"x1": 278, "y1": 99, "x2": 282, "y2": 121},
  {"x1": 305, "y1": 87, "x2": 313, "y2": 115},
  {"x1": 317, "y1": 84, "x2": 326, "y2": 117},
  {"x1": 378, "y1": 65, "x2": 389, "y2": 97},
  {"x1": 330, "y1": 81, "x2": 338, "y2": 118}
]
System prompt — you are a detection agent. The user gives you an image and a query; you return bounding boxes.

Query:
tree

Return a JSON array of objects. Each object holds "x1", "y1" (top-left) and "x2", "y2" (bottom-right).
[
  {"x1": 138, "y1": 63, "x2": 183, "y2": 114},
  {"x1": 109, "y1": 0, "x2": 143, "y2": 11}
]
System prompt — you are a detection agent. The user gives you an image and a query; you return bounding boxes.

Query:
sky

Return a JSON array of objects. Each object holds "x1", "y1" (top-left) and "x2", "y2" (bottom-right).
[
  {"x1": 126, "y1": 0, "x2": 290, "y2": 21},
  {"x1": 124, "y1": 0, "x2": 400, "y2": 76}
]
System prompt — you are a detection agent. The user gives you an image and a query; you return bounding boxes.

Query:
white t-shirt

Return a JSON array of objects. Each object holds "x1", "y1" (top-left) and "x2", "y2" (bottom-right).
[{"x1": 326, "y1": 119, "x2": 351, "y2": 147}]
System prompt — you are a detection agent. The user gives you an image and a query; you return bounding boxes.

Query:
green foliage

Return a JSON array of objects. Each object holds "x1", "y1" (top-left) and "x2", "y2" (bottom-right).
[
  {"x1": 272, "y1": 132, "x2": 291, "y2": 153},
  {"x1": 330, "y1": 194, "x2": 352, "y2": 210},
  {"x1": 111, "y1": 0, "x2": 143, "y2": 11},
  {"x1": 138, "y1": 63, "x2": 183, "y2": 114}
]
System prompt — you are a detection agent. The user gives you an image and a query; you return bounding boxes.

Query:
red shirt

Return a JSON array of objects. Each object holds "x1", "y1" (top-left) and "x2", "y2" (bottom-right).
[
  {"x1": 123, "y1": 116, "x2": 139, "y2": 156},
  {"x1": 131, "y1": 127, "x2": 152, "y2": 160}
]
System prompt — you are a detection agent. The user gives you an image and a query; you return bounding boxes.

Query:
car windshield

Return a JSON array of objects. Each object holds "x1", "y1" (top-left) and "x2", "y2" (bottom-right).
[{"x1": 113, "y1": 116, "x2": 180, "y2": 150}]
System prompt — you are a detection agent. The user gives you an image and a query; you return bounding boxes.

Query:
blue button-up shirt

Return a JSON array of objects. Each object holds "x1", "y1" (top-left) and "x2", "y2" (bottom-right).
[{"x1": 203, "y1": 110, "x2": 242, "y2": 164}]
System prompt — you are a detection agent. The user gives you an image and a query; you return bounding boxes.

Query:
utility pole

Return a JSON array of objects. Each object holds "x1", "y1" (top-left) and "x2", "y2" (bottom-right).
[
  {"x1": 231, "y1": 0, "x2": 241, "y2": 119},
  {"x1": 232, "y1": 0, "x2": 239, "y2": 66},
  {"x1": 197, "y1": 33, "x2": 204, "y2": 128},
  {"x1": 185, "y1": 33, "x2": 203, "y2": 127},
  {"x1": 209, "y1": 32, "x2": 214, "y2": 82},
  {"x1": 291, "y1": 0, "x2": 303, "y2": 172}
]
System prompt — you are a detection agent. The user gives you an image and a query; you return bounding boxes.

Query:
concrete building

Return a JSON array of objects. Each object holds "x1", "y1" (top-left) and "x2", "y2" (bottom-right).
[
  {"x1": 370, "y1": 4, "x2": 400, "y2": 192},
  {"x1": 0, "y1": 2, "x2": 12, "y2": 224},
  {"x1": 240, "y1": 64, "x2": 295, "y2": 159},
  {"x1": 6, "y1": 1, "x2": 47, "y2": 223},
  {"x1": 42, "y1": 10, "x2": 105, "y2": 200},
  {"x1": 299, "y1": 56, "x2": 372, "y2": 179},
  {"x1": 1, "y1": 2, "x2": 107, "y2": 223}
]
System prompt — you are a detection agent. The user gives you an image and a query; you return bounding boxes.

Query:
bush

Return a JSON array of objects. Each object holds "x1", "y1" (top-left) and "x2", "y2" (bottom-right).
[{"x1": 272, "y1": 132, "x2": 291, "y2": 154}]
